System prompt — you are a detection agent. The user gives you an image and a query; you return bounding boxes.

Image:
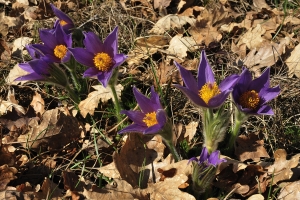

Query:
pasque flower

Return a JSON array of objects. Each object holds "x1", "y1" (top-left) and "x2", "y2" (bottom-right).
[
  {"x1": 189, "y1": 147, "x2": 226, "y2": 196},
  {"x1": 174, "y1": 50, "x2": 239, "y2": 108},
  {"x1": 69, "y1": 26, "x2": 127, "y2": 87},
  {"x1": 15, "y1": 59, "x2": 51, "y2": 81},
  {"x1": 232, "y1": 67, "x2": 280, "y2": 115},
  {"x1": 50, "y1": 3, "x2": 75, "y2": 34},
  {"x1": 118, "y1": 86, "x2": 167, "y2": 135},
  {"x1": 32, "y1": 24, "x2": 72, "y2": 63}
]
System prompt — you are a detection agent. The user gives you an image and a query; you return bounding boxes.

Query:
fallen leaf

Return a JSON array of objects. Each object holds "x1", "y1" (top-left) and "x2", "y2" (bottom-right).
[
  {"x1": 166, "y1": 35, "x2": 198, "y2": 59},
  {"x1": 253, "y1": 0, "x2": 271, "y2": 10},
  {"x1": 6, "y1": 63, "x2": 30, "y2": 85},
  {"x1": 235, "y1": 132, "x2": 270, "y2": 162},
  {"x1": 30, "y1": 91, "x2": 45, "y2": 115},
  {"x1": 278, "y1": 180, "x2": 300, "y2": 200},
  {"x1": 153, "y1": 0, "x2": 171, "y2": 9},
  {"x1": 243, "y1": 37, "x2": 290, "y2": 77},
  {"x1": 0, "y1": 165, "x2": 18, "y2": 190},
  {"x1": 286, "y1": 43, "x2": 300, "y2": 78},
  {"x1": 149, "y1": 14, "x2": 196, "y2": 35},
  {"x1": 0, "y1": 88, "x2": 25, "y2": 116},
  {"x1": 78, "y1": 84, "x2": 123, "y2": 118},
  {"x1": 12, "y1": 37, "x2": 32, "y2": 55}
]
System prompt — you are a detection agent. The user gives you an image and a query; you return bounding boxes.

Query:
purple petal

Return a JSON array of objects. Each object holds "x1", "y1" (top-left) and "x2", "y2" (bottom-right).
[
  {"x1": 133, "y1": 86, "x2": 155, "y2": 114},
  {"x1": 83, "y1": 67, "x2": 99, "y2": 78},
  {"x1": 32, "y1": 44, "x2": 53, "y2": 55},
  {"x1": 156, "y1": 109, "x2": 167, "y2": 128},
  {"x1": 208, "y1": 150, "x2": 221, "y2": 166},
  {"x1": 61, "y1": 51, "x2": 72, "y2": 63},
  {"x1": 29, "y1": 59, "x2": 50, "y2": 74},
  {"x1": 50, "y1": 4, "x2": 74, "y2": 25},
  {"x1": 83, "y1": 32, "x2": 104, "y2": 54},
  {"x1": 197, "y1": 50, "x2": 215, "y2": 89},
  {"x1": 39, "y1": 29, "x2": 57, "y2": 49},
  {"x1": 188, "y1": 157, "x2": 199, "y2": 165},
  {"x1": 19, "y1": 63, "x2": 34, "y2": 73},
  {"x1": 97, "y1": 70, "x2": 113, "y2": 87},
  {"x1": 69, "y1": 48, "x2": 95, "y2": 68},
  {"x1": 199, "y1": 147, "x2": 209, "y2": 163},
  {"x1": 113, "y1": 53, "x2": 128, "y2": 67},
  {"x1": 144, "y1": 124, "x2": 162, "y2": 134},
  {"x1": 237, "y1": 67, "x2": 252, "y2": 86},
  {"x1": 118, "y1": 123, "x2": 147, "y2": 134},
  {"x1": 103, "y1": 27, "x2": 118, "y2": 55},
  {"x1": 208, "y1": 90, "x2": 231, "y2": 108},
  {"x1": 120, "y1": 110, "x2": 145, "y2": 125},
  {"x1": 256, "y1": 104, "x2": 274, "y2": 115},
  {"x1": 248, "y1": 68, "x2": 270, "y2": 92},
  {"x1": 173, "y1": 84, "x2": 206, "y2": 107},
  {"x1": 219, "y1": 74, "x2": 239, "y2": 91},
  {"x1": 15, "y1": 73, "x2": 44, "y2": 81},
  {"x1": 174, "y1": 61, "x2": 198, "y2": 92},
  {"x1": 150, "y1": 86, "x2": 163, "y2": 111},
  {"x1": 259, "y1": 85, "x2": 280, "y2": 104}
]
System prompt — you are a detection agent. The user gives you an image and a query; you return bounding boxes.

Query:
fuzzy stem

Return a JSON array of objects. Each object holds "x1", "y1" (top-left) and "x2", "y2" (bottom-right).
[
  {"x1": 62, "y1": 61, "x2": 81, "y2": 92},
  {"x1": 164, "y1": 139, "x2": 180, "y2": 162},
  {"x1": 108, "y1": 69, "x2": 122, "y2": 122},
  {"x1": 65, "y1": 85, "x2": 80, "y2": 104},
  {"x1": 227, "y1": 108, "x2": 248, "y2": 155}
]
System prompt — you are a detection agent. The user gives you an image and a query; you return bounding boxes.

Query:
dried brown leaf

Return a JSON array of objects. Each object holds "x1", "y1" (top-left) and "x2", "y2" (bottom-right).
[
  {"x1": 17, "y1": 107, "x2": 81, "y2": 151},
  {"x1": 166, "y1": 35, "x2": 198, "y2": 59},
  {"x1": 286, "y1": 43, "x2": 300, "y2": 78},
  {"x1": 6, "y1": 64, "x2": 30, "y2": 85},
  {"x1": 79, "y1": 84, "x2": 123, "y2": 118},
  {"x1": 235, "y1": 132, "x2": 270, "y2": 162},
  {"x1": 0, "y1": 165, "x2": 17, "y2": 190},
  {"x1": 30, "y1": 91, "x2": 45, "y2": 115},
  {"x1": 149, "y1": 14, "x2": 196, "y2": 35},
  {"x1": 278, "y1": 180, "x2": 300, "y2": 200}
]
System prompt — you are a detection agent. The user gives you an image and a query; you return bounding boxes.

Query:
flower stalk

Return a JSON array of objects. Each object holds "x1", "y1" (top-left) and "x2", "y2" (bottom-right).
[{"x1": 109, "y1": 68, "x2": 122, "y2": 122}]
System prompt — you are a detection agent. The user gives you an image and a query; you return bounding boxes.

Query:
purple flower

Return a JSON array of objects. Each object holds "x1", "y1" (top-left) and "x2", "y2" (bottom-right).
[
  {"x1": 174, "y1": 50, "x2": 239, "y2": 108},
  {"x1": 68, "y1": 27, "x2": 127, "y2": 87},
  {"x1": 189, "y1": 147, "x2": 226, "y2": 167},
  {"x1": 232, "y1": 67, "x2": 280, "y2": 115},
  {"x1": 118, "y1": 86, "x2": 167, "y2": 135},
  {"x1": 15, "y1": 59, "x2": 51, "y2": 81},
  {"x1": 50, "y1": 4, "x2": 75, "y2": 34},
  {"x1": 32, "y1": 24, "x2": 72, "y2": 63}
]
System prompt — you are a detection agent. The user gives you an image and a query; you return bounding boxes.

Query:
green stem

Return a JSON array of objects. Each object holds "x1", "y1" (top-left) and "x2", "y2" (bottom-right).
[
  {"x1": 65, "y1": 85, "x2": 80, "y2": 104},
  {"x1": 62, "y1": 62, "x2": 81, "y2": 92},
  {"x1": 108, "y1": 69, "x2": 122, "y2": 122},
  {"x1": 164, "y1": 139, "x2": 180, "y2": 162}
]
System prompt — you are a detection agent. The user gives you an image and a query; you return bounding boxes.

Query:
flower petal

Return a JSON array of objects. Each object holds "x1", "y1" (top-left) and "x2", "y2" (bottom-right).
[
  {"x1": 144, "y1": 124, "x2": 162, "y2": 134},
  {"x1": 249, "y1": 68, "x2": 270, "y2": 92},
  {"x1": 97, "y1": 70, "x2": 113, "y2": 87},
  {"x1": 218, "y1": 74, "x2": 239, "y2": 91},
  {"x1": 113, "y1": 53, "x2": 128, "y2": 67},
  {"x1": 174, "y1": 61, "x2": 198, "y2": 92},
  {"x1": 199, "y1": 147, "x2": 209, "y2": 163},
  {"x1": 197, "y1": 50, "x2": 215, "y2": 89},
  {"x1": 15, "y1": 73, "x2": 44, "y2": 81},
  {"x1": 150, "y1": 86, "x2": 163, "y2": 111},
  {"x1": 133, "y1": 86, "x2": 154, "y2": 114},
  {"x1": 50, "y1": 4, "x2": 74, "y2": 25},
  {"x1": 69, "y1": 48, "x2": 95, "y2": 68},
  {"x1": 83, "y1": 67, "x2": 99, "y2": 78},
  {"x1": 103, "y1": 26, "x2": 118, "y2": 55},
  {"x1": 118, "y1": 123, "x2": 147, "y2": 134},
  {"x1": 120, "y1": 110, "x2": 145, "y2": 125},
  {"x1": 256, "y1": 104, "x2": 274, "y2": 115},
  {"x1": 39, "y1": 29, "x2": 57, "y2": 49},
  {"x1": 208, "y1": 90, "x2": 231, "y2": 108},
  {"x1": 173, "y1": 84, "x2": 207, "y2": 107},
  {"x1": 208, "y1": 150, "x2": 222, "y2": 166},
  {"x1": 18, "y1": 63, "x2": 34, "y2": 73},
  {"x1": 156, "y1": 109, "x2": 167, "y2": 128},
  {"x1": 83, "y1": 32, "x2": 104, "y2": 54},
  {"x1": 259, "y1": 85, "x2": 280, "y2": 104}
]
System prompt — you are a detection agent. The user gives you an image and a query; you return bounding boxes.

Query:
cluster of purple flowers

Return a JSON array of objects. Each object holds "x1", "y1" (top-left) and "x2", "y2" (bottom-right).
[{"x1": 16, "y1": 4, "x2": 127, "y2": 88}]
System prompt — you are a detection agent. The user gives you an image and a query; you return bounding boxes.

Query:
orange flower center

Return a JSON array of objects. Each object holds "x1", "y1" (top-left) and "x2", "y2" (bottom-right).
[
  {"x1": 60, "y1": 20, "x2": 68, "y2": 26},
  {"x1": 53, "y1": 44, "x2": 67, "y2": 59},
  {"x1": 93, "y1": 52, "x2": 113, "y2": 71},
  {"x1": 143, "y1": 112, "x2": 158, "y2": 127},
  {"x1": 198, "y1": 82, "x2": 221, "y2": 104},
  {"x1": 239, "y1": 90, "x2": 260, "y2": 110}
]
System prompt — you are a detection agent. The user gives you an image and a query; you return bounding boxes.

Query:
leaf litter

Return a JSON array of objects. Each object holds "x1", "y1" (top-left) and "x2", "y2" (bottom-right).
[{"x1": 1, "y1": 0, "x2": 300, "y2": 199}]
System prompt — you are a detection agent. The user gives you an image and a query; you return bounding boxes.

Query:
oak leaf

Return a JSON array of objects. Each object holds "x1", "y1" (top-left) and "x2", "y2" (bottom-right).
[
  {"x1": 79, "y1": 84, "x2": 123, "y2": 118},
  {"x1": 286, "y1": 43, "x2": 300, "y2": 78}
]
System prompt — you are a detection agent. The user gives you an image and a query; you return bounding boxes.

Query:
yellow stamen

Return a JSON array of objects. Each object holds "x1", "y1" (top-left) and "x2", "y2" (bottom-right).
[
  {"x1": 93, "y1": 52, "x2": 113, "y2": 71},
  {"x1": 54, "y1": 44, "x2": 67, "y2": 59},
  {"x1": 198, "y1": 82, "x2": 221, "y2": 104},
  {"x1": 60, "y1": 20, "x2": 68, "y2": 26},
  {"x1": 143, "y1": 112, "x2": 158, "y2": 127},
  {"x1": 239, "y1": 90, "x2": 260, "y2": 110}
]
